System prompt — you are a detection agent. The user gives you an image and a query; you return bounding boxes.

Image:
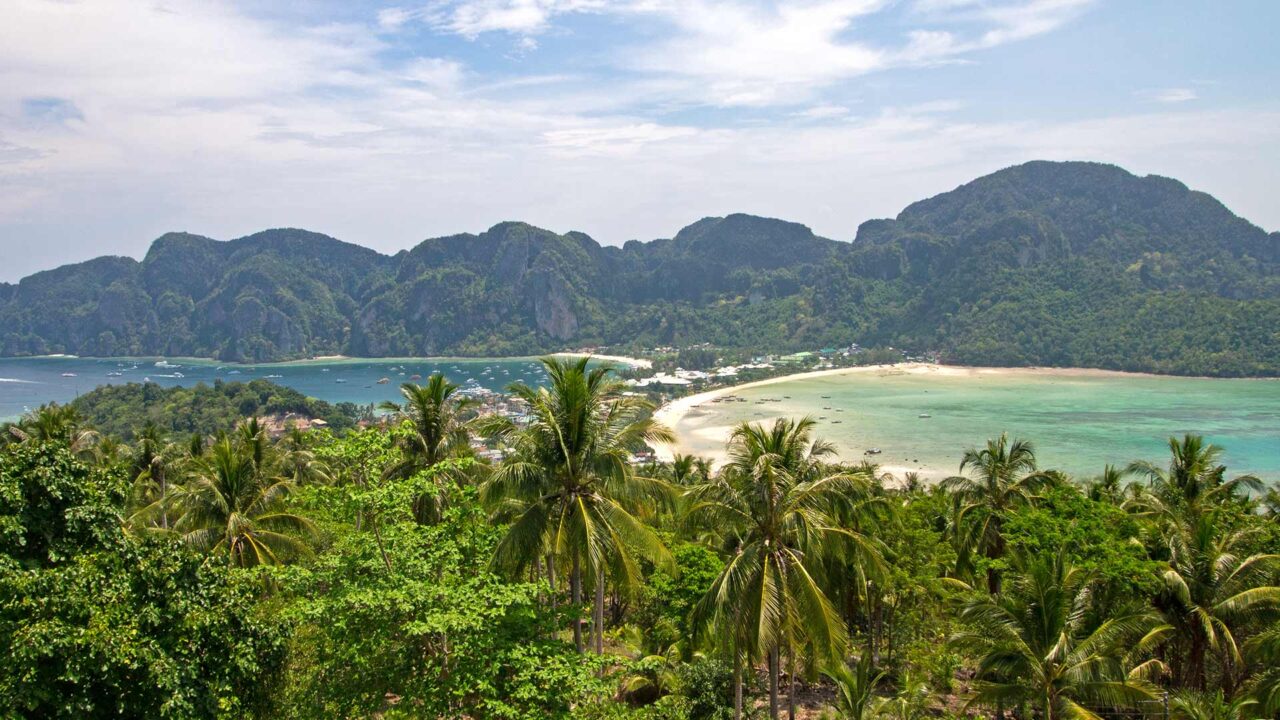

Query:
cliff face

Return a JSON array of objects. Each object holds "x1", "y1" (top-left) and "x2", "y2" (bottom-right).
[{"x1": 1, "y1": 161, "x2": 1277, "y2": 375}]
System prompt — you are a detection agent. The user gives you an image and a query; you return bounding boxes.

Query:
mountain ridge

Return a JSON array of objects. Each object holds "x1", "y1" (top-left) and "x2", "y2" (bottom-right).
[{"x1": 2, "y1": 161, "x2": 1276, "y2": 376}]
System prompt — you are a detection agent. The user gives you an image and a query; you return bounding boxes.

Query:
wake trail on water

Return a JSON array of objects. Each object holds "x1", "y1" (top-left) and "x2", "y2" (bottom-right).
[{"x1": 0, "y1": 378, "x2": 39, "y2": 384}]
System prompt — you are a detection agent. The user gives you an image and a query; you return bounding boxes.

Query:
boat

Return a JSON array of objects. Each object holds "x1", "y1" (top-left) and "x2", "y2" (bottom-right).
[
  {"x1": 155, "y1": 360, "x2": 179, "y2": 369},
  {"x1": 61, "y1": 372, "x2": 77, "y2": 377},
  {"x1": 821, "y1": 395, "x2": 831, "y2": 399},
  {"x1": 377, "y1": 377, "x2": 390, "y2": 384},
  {"x1": 918, "y1": 413, "x2": 931, "y2": 418},
  {"x1": 265, "y1": 374, "x2": 282, "y2": 379},
  {"x1": 410, "y1": 374, "x2": 421, "y2": 380},
  {"x1": 106, "y1": 371, "x2": 123, "y2": 377},
  {"x1": 864, "y1": 448, "x2": 882, "y2": 455},
  {"x1": 335, "y1": 379, "x2": 347, "y2": 384}
]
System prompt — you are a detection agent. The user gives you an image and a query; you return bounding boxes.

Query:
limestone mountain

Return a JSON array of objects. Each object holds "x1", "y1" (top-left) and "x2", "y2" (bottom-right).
[{"x1": 1, "y1": 161, "x2": 1275, "y2": 376}]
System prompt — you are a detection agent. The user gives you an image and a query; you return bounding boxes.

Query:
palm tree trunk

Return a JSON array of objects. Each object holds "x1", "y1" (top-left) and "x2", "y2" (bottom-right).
[
  {"x1": 733, "y1": 649, "x2": 743, "y2": 720},
  {"x1": 787, "y1": 648, "x2": 797, "y2": 720},
  {"x1": 1189, "y1": 634, "x2": 1206, "y2": 690},
  {"x1": 593, "y1": 565, "x2": 605, "y2": 655},
  {"x1": 768, "y1": 648, "x2": 780, "y2": 720},
  {"x1": 547, "y1": 553, "x2": 557, "y2": 610},
  {"x1": 571, "y1": 553, "x2": 584, "y2": 653}
]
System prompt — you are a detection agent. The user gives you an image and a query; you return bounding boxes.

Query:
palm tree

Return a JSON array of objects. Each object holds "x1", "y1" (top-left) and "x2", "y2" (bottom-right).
[
  {"x1": 1245, "y1": 623, "x2": 1280, "y2": 715},
  {"x1": 481, "y1": 356, "x2": 674, "y2": 654},
  {"x1": 1168, "y1": 690, "x2": 1259, "y2": 720},
  {"x1": 3, "y1": 403, "x2": 99, "y2": 456},
  {"x1": 687, "y1": 417, "x2": 885, "y2": 720},
  {"x1": 1259, "y1": 485, "x2": 1280, "y2": 520},
  {"x1": 1148, "y1": 513, "x2": 1280, "y2": 691},
  {"x1": 1127, "y1": 435, "x2": 1262, "y2": 522},
  {"x1": 1085, "y1": 464, "x2": 1132, "y2": 504},
  {"x1": 168, "y1": 434, "x2": 314, "y2": 567},
  {"x1": 379, "y1": 375, "x2": 477, "y2": 523},
  {"x1": 952, "y1": 551, "x2": 1159, "y2": 720},
  {"x1": 126, "y1": 422, "x2": 179, "y2": 530},
  {"x1": 824, "y1": 652, "x2": 887, "y2": 720},
  {"x1": 941, "y1": 433, "x2": 1049, "y2": 594}
]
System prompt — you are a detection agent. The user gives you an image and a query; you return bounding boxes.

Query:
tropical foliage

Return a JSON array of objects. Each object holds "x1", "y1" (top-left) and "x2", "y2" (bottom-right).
[{"x1": 1, "y1": 357, "x2": 1278, "y2": 719}]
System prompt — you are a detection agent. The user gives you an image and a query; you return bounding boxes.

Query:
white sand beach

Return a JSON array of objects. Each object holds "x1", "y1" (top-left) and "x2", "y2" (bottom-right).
[
  {"x1": 553, "y1": 352, "x2": 653, "y2": 369},
  {"x1": 651, "y1": 362, "x2": 1188, "y2": 477}
]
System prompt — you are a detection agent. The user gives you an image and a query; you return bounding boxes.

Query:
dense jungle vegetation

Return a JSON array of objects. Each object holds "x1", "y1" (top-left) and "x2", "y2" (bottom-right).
[
  {"x1": 1, "y1": 162, "x2": 1276, "y2": 376},
  {"x1": 2, "y1": 357, "x2": 1278, "y2": 719}
]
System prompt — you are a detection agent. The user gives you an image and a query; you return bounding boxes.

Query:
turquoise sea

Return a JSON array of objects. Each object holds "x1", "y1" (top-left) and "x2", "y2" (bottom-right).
[
  {"x1": 666, "y1": 367, "x2": 1280, "y2": 482},
  {"x1": 0, "y1": 356, "x2": 558, "y2": 421}
]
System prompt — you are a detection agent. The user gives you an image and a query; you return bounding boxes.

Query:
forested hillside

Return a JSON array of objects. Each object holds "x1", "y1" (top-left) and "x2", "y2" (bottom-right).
[{"x1": 1, "y1": 161, "x2": 1276, "y2": 375}]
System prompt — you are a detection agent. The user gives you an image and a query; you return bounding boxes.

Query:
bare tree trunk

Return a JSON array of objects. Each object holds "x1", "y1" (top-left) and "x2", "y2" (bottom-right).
[
  {"x1": 371, "y1": 517, "x2": 393, "y2": 572},
  {"x1": 571, "y1": 554, "x2": 584, "y2": 653},
  {"x1": 769, "y1": 648, "x2": 780, "y2": 720}
]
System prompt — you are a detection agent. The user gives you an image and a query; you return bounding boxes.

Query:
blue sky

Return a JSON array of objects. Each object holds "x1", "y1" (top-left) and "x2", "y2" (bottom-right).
[{"x1": 0, "y1": 0, "x2": 1277, "y2": 280}]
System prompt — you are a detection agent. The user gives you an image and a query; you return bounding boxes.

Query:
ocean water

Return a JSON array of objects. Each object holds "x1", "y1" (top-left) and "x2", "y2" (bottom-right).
[
  {"x1": 0, "y1": 356, "x2": 559, "y2": 421},
  {"x1": 669, "y1": 368, "x2": 1280, "y2": 482}
]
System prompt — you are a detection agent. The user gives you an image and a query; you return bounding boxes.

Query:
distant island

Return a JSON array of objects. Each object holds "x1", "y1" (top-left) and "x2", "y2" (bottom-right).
[{"x1": 1, "y1": 160, "x2": 1276, "y2": 376}]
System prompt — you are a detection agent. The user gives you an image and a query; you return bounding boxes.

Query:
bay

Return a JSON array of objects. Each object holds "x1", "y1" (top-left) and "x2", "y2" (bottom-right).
[
  {"x1": 660, "y1": 366, "x2": 1280, "y2": 482},
  {"x1": 0, "y1": 356, "x2": 557, "y2": 421}
]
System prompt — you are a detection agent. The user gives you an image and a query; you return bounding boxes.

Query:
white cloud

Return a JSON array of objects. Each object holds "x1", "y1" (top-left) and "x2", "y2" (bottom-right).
[
  {"x1": 543, "y1": 122, "x2": 700, "y2": 156},
  {"x1": 1142, "y1": 87, "x2": 1198, "y2": 104},
  {"x1": 794, "y1": 104, "x2": 852, "y2": 119},
  {"x1": 0, "y1": 0, "x2": 1276, "y2": 284},
  {"x1": 415, "y1": 0, "x2": 612, "y2": 37}
]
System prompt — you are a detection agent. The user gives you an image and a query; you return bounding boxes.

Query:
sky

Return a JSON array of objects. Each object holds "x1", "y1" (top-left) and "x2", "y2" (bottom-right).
[{"x1": 1, "y1": 0, "x2": 1278, "y2": 281}]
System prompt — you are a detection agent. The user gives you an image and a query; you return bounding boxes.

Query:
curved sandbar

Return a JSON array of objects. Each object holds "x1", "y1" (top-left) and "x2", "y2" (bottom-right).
[{"x1": 653, "y1": 363, "x2": 1280, "y2": 483}]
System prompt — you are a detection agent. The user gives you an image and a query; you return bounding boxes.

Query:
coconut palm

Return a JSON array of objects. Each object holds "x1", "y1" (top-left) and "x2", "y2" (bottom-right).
[
  {"x1": 1245, "y1": 623, "x2": 1280, "y2": 715},
  {"x1": 941, "y1": 433, "x2": 1050, "y2": 593},
  {"x1": 1168, "y1": 690, "x2": 1260, "y2": 720},
  {"x1": 687, "y1": 417, "x2": 885, "y2": 720},
  {"x1": 379, "y1": 375, "x2": 477, "y2": 523},
  {"x1": 1127, "y1": 435, "x2": 1262, "y2": 522},
  {"x1": 168, "y1": 434, "x2": 314, "y2": 567},
  {"x1": 1260, "y1": 485, "x2": 1280, "y2": 520},
  {"x1": 951, "y1": 551, "x2": 1159, "y2": 720},
  {"x1": 1085, "y1": 464, "x2": 1132, "y2": 504},
  {"x1": 125, "y1": 421, "x2": 180, "y2": 530},
  {"x1": 481, "y1": 356, "x2": 674, "y2": 654},
  {"x1": 824, "y1": 652, "x2": 887, "y2": 720},
  {"x1": 3, "y1": 403, "x2": 98, "y2": 456},
  {"x1": 1148, "y1": 512, "x2": 1280, "y2": 691}
]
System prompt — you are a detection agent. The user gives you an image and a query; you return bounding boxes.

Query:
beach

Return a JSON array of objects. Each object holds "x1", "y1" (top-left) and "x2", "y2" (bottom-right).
[
  {"x1": 651, "y1": 363, "x2": 1280, "y2": 482},
  {"x1": 551, "y1": 352, "x2": 653, "y2": 369}
]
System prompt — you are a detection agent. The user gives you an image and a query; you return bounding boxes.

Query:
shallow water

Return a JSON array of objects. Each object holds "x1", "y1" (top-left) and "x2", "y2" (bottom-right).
[
  {"x1": 670, "y1": 369, "x2": 1280, "y2": 481},
  {"x1": 0, "y1": 356, "x2": 555, "y2": 420}
]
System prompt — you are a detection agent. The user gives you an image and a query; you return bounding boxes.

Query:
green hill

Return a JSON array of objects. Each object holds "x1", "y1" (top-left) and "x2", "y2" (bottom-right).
[{"x1": 1, "y1": 161, "x2": 1276, "y2": 375}]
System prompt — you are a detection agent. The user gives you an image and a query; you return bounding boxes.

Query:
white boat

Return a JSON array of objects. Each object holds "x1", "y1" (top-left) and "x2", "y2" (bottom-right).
[
  {"x1": 61, "y1": 372, "x2": 77, "y2": 377},
  {"x1": 918, "y1": 413, "x2": 931, "y2": 418}
]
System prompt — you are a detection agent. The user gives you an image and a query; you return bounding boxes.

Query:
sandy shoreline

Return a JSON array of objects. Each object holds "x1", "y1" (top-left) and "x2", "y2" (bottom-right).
[
  {"x1": 651, "y1": 362, "x2": 1210, "y2": 473},
  {"x1": 550, "y1": 352, "x2": 653, "y2": 369}
]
